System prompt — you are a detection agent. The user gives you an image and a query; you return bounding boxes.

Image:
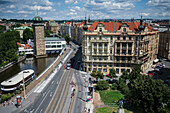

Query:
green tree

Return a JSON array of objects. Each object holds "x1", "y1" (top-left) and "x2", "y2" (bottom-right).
[
  {"x1": 0, "y1": 30, "x2": 20, "y2": 66},
  {"x1": 0, "y1": 25, "x2": 6, "y2": 34},
  {"x1": 23, "y1": 28, "x2": 33, "y2": 43},
  {"x1": 64, "y1": 35, "x2": 72, "y2": 44},
  {"x1": 96, "y1": 80, "x2": 109, "y2": 90},
  {"x1": 109, "y1": 68, "x2": 117, "y2": 78},
  {"x1": 90, "y1": 71, "x2": 104, "y2": 81},
  {"x1": 111, "y1": 83, "x2": 117, "y2": 90},
  {"x1": 128, "y1": 75, "x2": 170, "y2": 113},
  {"x1": 121, "y1": 70, "x2": 129, "y2": 80},
  {"x1": 129, "y1": 64, "x2": 142, "y2": 81}
]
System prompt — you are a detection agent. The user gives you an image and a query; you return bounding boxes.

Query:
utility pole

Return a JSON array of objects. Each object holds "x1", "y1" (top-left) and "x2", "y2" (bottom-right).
[{"x1": 23, "y1": 71, "x2": 26, "y2": 99}]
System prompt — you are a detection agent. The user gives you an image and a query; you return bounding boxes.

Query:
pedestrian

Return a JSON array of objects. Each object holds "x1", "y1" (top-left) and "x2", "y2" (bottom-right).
[
  {"x1": 8, "y1": 101, "x2": 9, "y2": 106},
  {"x1": 3, "y1": 103, "x2": 5, "y2": 107},
  {"x1": 11, "y1": 100, "x2": 14, "y2": 105}
]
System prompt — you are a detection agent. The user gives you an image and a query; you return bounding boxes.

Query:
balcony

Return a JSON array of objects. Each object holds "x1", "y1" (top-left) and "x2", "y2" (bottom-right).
[
  {"x1": 99, "y1": 46, "x2": 102, "y2": 49},
  {"x1": 122, "y1": 47, "x2": 126, "y2": 50},
  {"x1": 115, "y1": 40, "x2": 133, "y2": 42},
  {"x1": 94, "y1": 46, "x2": 97, "y2": 49},
  {"x1": 92, "y1": 52, "x2": 109, "y2": 56},
  {"x1": 128, "y1": 47, "x2": 132, "y2": 50},
  {"x1": 91, "y1": 39, "x2": 109, "y2": 43}
]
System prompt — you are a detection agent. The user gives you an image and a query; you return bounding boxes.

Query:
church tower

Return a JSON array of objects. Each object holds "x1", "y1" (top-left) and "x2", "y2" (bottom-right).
[{"x1": 33, "y1": 15, "x2": 47, "y2": 58}]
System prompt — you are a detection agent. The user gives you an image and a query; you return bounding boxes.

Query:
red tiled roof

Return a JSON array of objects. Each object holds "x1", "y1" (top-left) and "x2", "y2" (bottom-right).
[
  {"x1": 65, "y1": 22, "x2": 70, "y2": 25},
  {"x1": 88, "y1": 22, "x2": 156, "y2": 32}
]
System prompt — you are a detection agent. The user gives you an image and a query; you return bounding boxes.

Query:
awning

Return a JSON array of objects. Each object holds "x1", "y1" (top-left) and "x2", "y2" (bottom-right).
[{"x1": 153, "y1": 59, "x2": 159, "y2": 63}]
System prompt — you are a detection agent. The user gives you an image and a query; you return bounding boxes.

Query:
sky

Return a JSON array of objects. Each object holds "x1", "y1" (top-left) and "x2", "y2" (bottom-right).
[{"x1": 0, "y1": 0, "x2": 170, "y2": 20}]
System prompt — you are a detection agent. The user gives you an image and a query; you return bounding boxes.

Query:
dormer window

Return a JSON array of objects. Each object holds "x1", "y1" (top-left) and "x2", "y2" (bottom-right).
[
  {"x1": 99, "y1": 28, "x2": 102, "y2": 32},
  {"x1": 123, "y1": 28, "x2": 126, "y2": 32}
]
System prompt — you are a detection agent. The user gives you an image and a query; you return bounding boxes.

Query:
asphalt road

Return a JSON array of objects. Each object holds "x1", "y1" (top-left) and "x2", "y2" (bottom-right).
[
  {"x1": 18, "y1": 48, "x2": 75, "y2": 113},
  {"x1": 72, "y1": 47, "x2": 86, "y2": 113}
]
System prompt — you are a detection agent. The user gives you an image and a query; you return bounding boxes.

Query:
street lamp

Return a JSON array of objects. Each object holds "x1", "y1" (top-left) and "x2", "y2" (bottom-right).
[{"x1": 23, "y1": 71, "x2": 27, "y2": 99}]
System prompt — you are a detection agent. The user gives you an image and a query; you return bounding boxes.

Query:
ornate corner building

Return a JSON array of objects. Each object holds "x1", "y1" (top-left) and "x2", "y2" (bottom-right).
[{"x1": 82, "y1": 18, "x2": 159, "y2": 75}]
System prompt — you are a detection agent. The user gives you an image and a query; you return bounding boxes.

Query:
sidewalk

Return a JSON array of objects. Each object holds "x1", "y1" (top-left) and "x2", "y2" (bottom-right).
[{"x1": 85, "y1": 95, "x2": 94, "y2": 113}]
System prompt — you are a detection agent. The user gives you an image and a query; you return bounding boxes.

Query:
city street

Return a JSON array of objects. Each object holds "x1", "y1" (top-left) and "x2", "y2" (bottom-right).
[
  {"x1": 154, "y1": 59, "x2": 170, "y2": 81},
  {"x1": 70, "y1": 46, "x2": 87, "y2": 113}
]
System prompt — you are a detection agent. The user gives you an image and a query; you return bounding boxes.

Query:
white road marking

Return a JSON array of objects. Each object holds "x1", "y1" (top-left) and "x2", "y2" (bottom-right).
[
  {"x1": 34, "y1": 90, "x2": 50, "y2": 113},
  {"x1": 24, "y1": 109, "x2": 28, "y2": 113},
  {"x1": 43, "y1": 92, "x2": 46, "y2": 97},
  {"x1": 30, "y1": 109, "x2": 34, "y2": 113},
  {"x1": 40, "y1": 109, "x2": 43, "y2": 113},
  {"x1": 50, "y1": 92, "x2": 53, "y2": 97}
]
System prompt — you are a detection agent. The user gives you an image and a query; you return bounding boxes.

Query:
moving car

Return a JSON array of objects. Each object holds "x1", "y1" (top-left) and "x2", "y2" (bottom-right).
[{"x1": 66, "y1": 62, "x2": 71, "y2": 70}]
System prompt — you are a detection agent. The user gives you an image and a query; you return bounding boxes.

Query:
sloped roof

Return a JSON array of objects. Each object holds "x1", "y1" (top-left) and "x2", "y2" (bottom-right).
[{"x1": 88, "y1": 22, "x2": 156, "y2": 32}]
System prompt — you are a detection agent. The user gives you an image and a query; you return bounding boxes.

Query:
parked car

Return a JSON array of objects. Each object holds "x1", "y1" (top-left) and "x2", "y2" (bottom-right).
[
  {"x1": 149, "y1": 73, "x2": 154, "y2": 77},
  {"x1": 154, "y1": 66, "x2": 162, "y2": 70},
  {"x1": 148, "y1": 71, "x2": 157, "y2": 76},
  {"x1": 159, "y1": 64, "x2": 165, "y2": 68},
  {"x1": 106, "y1": 74, "x2": 111, "y2": 78}
]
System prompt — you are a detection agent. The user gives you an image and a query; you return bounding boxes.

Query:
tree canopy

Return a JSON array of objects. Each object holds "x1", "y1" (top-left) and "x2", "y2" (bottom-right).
[
  {"x1": 63, "y1": 35, "x2": 72, "y2": 44},
  {"x1": 23, "y1": 28, "x2": 33, "y2": 43},
  {"x1": 96, "y1": 80, "x2": 109, "y2": 90},
  {"x1": 0, "y1": 30, "x2": 20, "y2": 66},
  {"x1": 90, "y1": 70, "x2": 104, "y2": 81},
  {"x1": 128, "y1": 75, "x2": 170, "y2": 113},
  {"x1": 109, "y1": 68, "x2": 117, "y2": 78}
]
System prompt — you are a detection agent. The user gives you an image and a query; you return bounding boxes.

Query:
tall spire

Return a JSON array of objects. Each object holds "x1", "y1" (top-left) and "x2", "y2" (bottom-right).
[
  {"x1": 88, "y1": 15, "x2": 90, "y2": 22},
  {"x1": 83, "y1": 16, "x2": 88, "y2": 31},
  {"x1": 138, "y1": 16, "x2": 144, "y2": 31},
  {"x1": 140, "y1": 16, "x2": 143, "y2": 26}
]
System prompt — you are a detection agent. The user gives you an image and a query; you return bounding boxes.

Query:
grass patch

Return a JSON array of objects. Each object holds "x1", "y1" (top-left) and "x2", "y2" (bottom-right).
[
  {"x1": 96, "y1": 107, "x2": 132, "y2": 113},
  {"x1": 99, "y1": 90, "x2": 124, "y2": 104}
]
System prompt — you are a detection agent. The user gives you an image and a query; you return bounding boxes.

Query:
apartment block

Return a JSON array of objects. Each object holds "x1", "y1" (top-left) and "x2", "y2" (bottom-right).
[
  {"x1": 82, "y1": 19, "x2": 158, "y2": 74},
  {"x1": 158, "y1": 29, "x2": 170, "y2": 60}
]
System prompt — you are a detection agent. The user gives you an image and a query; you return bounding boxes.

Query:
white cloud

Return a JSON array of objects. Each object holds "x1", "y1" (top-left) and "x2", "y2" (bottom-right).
[
  {"x1": 75, "y1": 6, "x2": 80, "y2": 10},
  {"x1": 70, "y1": 9, "x2": 75, "y2": 12},
  {"x1": 141, "y1": 13, "x2": 149, "y2": 16},
  {"x1": 18, "y1": 11, "x2": 32, "y2": 14},
  {"x1": 5, "y1": 10, "x2": 13, "y2": 13},
  {"x1": 74, "y1": 1, "x2": 78, "y2": 4},
  {"x1": 28, "y1": 5, "x2": 52, "y2": 11},
  {"x1": 147, "y1": 0, "x2": 170, "y2": 7},
  {"x1": 65, "y1": 0, "x2": 74, "y2": 4},
  {"x1": 9, "y1": 5, "x2": 15, "y2": 8},
  {"x1": 39, "y1": 12, "x2": 47, "y2": 15},
  {"x1": 23, "y1": 15, "x2": 28, "y2": 17},
  {"x1": 43, "y1": 0, "x2": 53, "y2": 5},
  {"x1": 69, "y1": 12, "x2": 77, "y2": 15}
]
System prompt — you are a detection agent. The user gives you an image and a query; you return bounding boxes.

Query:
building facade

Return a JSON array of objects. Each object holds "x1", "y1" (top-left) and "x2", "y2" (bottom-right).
[
  {"x1": 158, "y1": 29, "x2": 170, "y2": 60},
  {"x1": 46, "y1": 20, "x2": 59, "y2": 34},
  {"x1": 82, "y1": 20, "x2": 158, "y2": 75},
  {"x1": 33, "y1": 15, "x2": 47, "y2": 58},
  {"x1": 45, "y1": 37, "x2": 66, "y2": 52}
]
